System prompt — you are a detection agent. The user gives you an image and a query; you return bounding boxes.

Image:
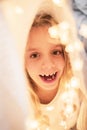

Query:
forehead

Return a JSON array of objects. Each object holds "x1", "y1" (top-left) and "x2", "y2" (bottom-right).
[
  {"x1": 28, "y1": 26, "x2": 60, "y2": 45},
  {"x1": 30, "y1": 25, "x2": 49, "y2": 35}
]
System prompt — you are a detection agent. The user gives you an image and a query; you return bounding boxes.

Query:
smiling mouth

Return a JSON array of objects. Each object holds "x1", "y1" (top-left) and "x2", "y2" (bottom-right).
[{"x1": 39, "y1": 72, "x2": 57, "y2": 82}]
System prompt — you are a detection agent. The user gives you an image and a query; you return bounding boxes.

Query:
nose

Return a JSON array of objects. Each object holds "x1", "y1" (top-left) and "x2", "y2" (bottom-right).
[{"x1": 41, "y1": 56, "x2": 55, "y2": 70}]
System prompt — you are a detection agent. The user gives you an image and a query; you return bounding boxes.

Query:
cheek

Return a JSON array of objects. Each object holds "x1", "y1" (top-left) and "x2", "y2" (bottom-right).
[
  {"x1": 25, "y1": 61, "x2": 33, "y2": 74},
  {"x1": 62, "y1": 60, "x2": 66, "y2": 70},
  {"x1": 26, "y1": 59, "x2": 34, "y2": 69},
  {"x1": 26, "y1": 62, "x2": 39, "y2": 76},
  {"x1": 56, "y1": 58, "x2": 65, "y2": 70},
  {"x1": 26, "y1": 64, "x2": 34, "y2": 73}
]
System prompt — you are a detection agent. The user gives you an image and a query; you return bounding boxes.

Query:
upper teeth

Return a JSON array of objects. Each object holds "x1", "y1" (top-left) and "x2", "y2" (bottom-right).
[{"x1": 41, "y1": 72, "x2": 56, "y2": 77}]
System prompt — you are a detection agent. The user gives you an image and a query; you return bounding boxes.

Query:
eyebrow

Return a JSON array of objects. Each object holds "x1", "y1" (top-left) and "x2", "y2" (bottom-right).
[
  {"x1": 52, "y1": 44, "x2": 64, "y2": 48},
  {"x1": 26, "y1": 44, "x2": 63, "y2": 52},
  {"x1": 26, "y1": 48, "x2": 38, "y2": 52}
]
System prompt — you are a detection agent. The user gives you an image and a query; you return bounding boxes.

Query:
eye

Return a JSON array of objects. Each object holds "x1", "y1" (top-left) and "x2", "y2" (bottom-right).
[
  {"x1": 30, "y1": 53, "x2": 40, "y2": 58},
  {"x1": 52, "y1": 50, "x2": 64, "y2": 56}
]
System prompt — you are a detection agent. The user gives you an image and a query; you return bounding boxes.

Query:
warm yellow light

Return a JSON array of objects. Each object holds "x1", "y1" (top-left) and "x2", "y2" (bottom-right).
[
  {"x1": 65, "y1": 44, "x2": 74, "y2": 52},
  {"x1": 46, "y1": 106, "x2": 54, "y2": 111},
  {"x1": 59, "y1": 21, "x2": 70, "y2": 30},
  {"x1": 74, "y1": 41, "x2": 84, "y2": 51},
  {"x1": 25, "y1": 118, "x2": 39, "y2": 129},
  {"x1": 65, "y1": 77, "x2": 79, "y2": 89},
  {"x1": 60, "y1": 31, "x2": 69, "y2": 44},
  {"x1": 59, "y1": 120, "x2": 67, "y2": 129},
  {"x1": 64, "y1": 104, "x2": 74, "y2": 118},
  {"x1": 48, "y1": 21, "x2": 70, "y2": 45},
  {"x1": 73, "y1": 59, "x2": 83, "y2": 71},
  {"x1": 48, "y1": 25, "x2": 59, "y2": 38},
  {"x1": 45, "y1": 127, "x2": 50, "y2": 130},
  {"x1": 15, "y1": 6, "x2": 24, "y2": 14},
  {"x1": 59, "y1": 22, "x2": 70, "y2": 44},
  {"x1": 52, "y1": 0, "x2": 64, "y2": 6},
  {"x1": 70, "y1": 77, "x2": 79, "y2": 89}
]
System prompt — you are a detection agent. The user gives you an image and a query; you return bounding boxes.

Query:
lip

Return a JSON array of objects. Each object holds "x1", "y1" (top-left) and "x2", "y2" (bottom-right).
[{"x1": 39, "y1": 72, "x2": 57, "y2": 83}]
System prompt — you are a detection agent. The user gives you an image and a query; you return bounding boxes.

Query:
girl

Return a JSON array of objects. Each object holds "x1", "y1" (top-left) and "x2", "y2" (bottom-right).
[{"x1": 25, "y1": 9, "x2": 87, "y2": 130}]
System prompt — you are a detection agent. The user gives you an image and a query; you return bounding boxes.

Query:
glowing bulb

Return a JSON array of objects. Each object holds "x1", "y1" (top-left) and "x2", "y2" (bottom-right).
[
  {"x1": 60, "y1": 120, "x2": 67, "y2": 129},
  {"x1": 60, "y1": 32, "x2": 69, "y2": 44},
  {"x1": 48, "y1": 22, "x2": 70, "y2": 45},
  {"x1": 45, "y1": 127, "x2": 50, "y2": 130},
  {"x1": 73, "y1": 59, "x2": 83, "y2": 71},
  {"x1": 61, "y1": 92, "x2": 72, "y2": 104},
  {"x1": 65, "y1": 82, "x2": 70, "y2": 89},
  {"x1": 52, "y1": 0, "x2": 64, "y2": 6},
  {"x1": 61, "y1": 90, "x2": 78, "y2": 104},
  {"x1": 65, "y1": 44, "x2": 74, "y2": 52},
  {"x1": 74, "y1": 41, "x2": 83, "y2": 51},
  {"x1": 46, "y1": 106, "x2": 54, "y2": 111},
  {"x1": 58, "y1": 22, "x2": 70, "y2": 44},
  {"x1": 70, "y1": 77, "x2": 79, "y2": 89},
  {"x1": 64, "y1": 105, "x2": 74, "y2": 118},
  {"x1": 15, "y1": 6, "x2": 24, "y2": 14},
  {"x1": 59, "y1": 21, "x2": 70, "y2": 30},
  {"x1": 48, "y1": 25, "x2": 59, "y2": 38},
  {"x1": 25, "y1": 119, "x2": 39, "y2": 129}
]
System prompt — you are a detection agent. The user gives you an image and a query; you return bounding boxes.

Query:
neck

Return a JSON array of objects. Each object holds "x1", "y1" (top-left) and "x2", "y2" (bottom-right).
[{"x1": 36, "y1": 87, "x2": 58, "y2": 104}]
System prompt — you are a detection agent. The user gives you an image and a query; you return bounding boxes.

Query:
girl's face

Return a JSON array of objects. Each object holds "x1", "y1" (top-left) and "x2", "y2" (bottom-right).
[{"x1": 25, "y1": 26, "x2": 65, "y2": 91}]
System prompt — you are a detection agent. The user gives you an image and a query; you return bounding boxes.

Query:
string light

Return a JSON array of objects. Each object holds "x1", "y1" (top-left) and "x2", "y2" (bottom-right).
[
  {"x1": 58, "y1": 21, "x2": 70, "y2": 30},
  {"x1": 64, "y1": 104, "x2": 75, "y2": 117},
  {"x1": 74, "y1": 40, "x2": 84, "y2": 51},
  {"x1": 48, "y1": 21, "x2": 70, "y2": 44},
  {"x1": 73, "y1": 59, "x2": 83, "y2": 71},
  {"x1": 25, "y1": 117, "x2": 50, "y2": 130},
  {"x1": 46, "y1": 106, "x2": 54, "y2": 111},
  {"x1": 70, "y1": 77, "x2": 80, "y2": 89},
  {"x1": 65, "y1": 76, "x2": 80, "y2": 89},
  {"x1": 59, "y1": 120, "x2": 67, "y2": 129},
  {"x1": 56, "y1": 88, "x2": 80, "y2": 130},
  {"x1": 25, "y1": 118, "x2": 39, "y2": 130},
  {"x1": 15, "y1": 6, "x2": 24, "y2": 14},
  {"x1": 65, "y1": 44, "x2": 74, "y2": 52},
  {"x1": 52, "y1": 0, "x2": 64, "y2": 6},
  {"x1": 48, "y1": 25, "x2": 59, "y2": 38}
]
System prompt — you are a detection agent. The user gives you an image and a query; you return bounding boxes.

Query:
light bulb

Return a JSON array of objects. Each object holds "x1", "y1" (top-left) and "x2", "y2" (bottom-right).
[
  {"x1": 65, "y1": 44, "x2": 74, "y2": 52},
  {"x1": 52, "y1": 0, "x2": 64, "y2": 6},
  {"x1": 70, "y1": 77, "x2": 79, "y2": 89},
  {"x1": 74, "y1": 41, "x2": 83, "y2": 51},
  {"x1": 46, "y1": 106, "x2": 54, "y2": 111},
  {"x1": 48, "y1": 25, "x2": 59, "y2": 38},
  {"x1": 25, "y1": 119, "x2": 39, "y2": 129},
  {"x1": 60, "y1": 120, "x2": 67, "y2": 129},
  {"x1": 59, "y1": 21, "x2": 70, "y2": 30},
  {"x1": 64, "y1": 104, "x2": 75, "y2": 118},
  {"x1": 73, "y1": 59, "x2": 83, "y2": 71},
  {"x1": 15, "y1": 6, "x2": 24, "y2": 14}
]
